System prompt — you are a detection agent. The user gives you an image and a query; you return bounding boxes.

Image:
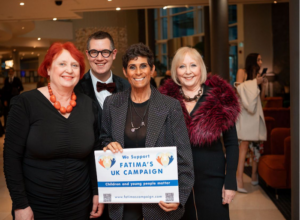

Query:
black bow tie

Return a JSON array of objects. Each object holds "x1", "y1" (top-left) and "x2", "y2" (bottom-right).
[{"x1": 96, "y1": 81, "x2": 116, "y2": 93}]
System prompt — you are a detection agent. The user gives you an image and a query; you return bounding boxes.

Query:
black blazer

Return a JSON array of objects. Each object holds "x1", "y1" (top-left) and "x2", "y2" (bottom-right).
[
  {"x1": 100, "y1": 87, "x2": 194, "y2": 220},
  {"x1": 75, "y1": 71, "x2": 130, "y2": 136}
]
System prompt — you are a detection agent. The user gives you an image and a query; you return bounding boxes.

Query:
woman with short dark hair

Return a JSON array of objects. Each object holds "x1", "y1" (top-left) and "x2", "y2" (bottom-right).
[{"x1": 100, "y1": 43, "x2": 194, "y2": 220}]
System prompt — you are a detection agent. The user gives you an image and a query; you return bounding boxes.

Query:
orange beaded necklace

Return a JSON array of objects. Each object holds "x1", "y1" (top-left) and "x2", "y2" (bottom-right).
[{"x1": 48, "y1": 83, "x2": 77, "y2": 114}]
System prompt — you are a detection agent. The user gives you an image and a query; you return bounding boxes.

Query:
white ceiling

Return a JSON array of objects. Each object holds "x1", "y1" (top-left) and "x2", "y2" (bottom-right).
[{"x1": 1, "y1": 0, "x2": 288, "y2": 22}]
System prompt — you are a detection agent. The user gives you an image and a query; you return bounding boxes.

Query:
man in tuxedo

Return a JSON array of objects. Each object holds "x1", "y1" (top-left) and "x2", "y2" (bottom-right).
[
  {"x1": 75, "y1": 31, "x2": 130, "y2": 132},
  {"x1": 75, "y1": 31, "x2": 129, "y2": 220}
]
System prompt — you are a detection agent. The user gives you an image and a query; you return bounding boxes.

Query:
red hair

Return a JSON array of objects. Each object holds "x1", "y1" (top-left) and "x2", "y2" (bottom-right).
[{"x1": 38, "y1": 42, "x2": 85, "y2": 79}]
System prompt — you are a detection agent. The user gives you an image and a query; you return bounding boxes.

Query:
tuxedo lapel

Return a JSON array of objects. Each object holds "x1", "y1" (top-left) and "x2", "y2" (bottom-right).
[
  {"x1": 110, "y1": 90, "x2": 130, "y2": 148},
  {"x1": 80, "y1": 72, "x2": 97, "y2": 101},
  {"x1": 145, "y1": 88, "x2": 169, "y2": 147}
]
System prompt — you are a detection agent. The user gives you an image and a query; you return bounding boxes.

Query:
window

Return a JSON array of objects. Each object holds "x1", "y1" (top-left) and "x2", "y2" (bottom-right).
[
  {"x1": 172, "y1": 12, "x2": 194, "y2": 38},
  {"x1": 161, "y1": 17, "x2": 168, "y2": 39},
  {"x1": 229, "y1": 26, "x2": 238, "y2": 41},
  {"x1": 228, "y1": 5, "x2": 237, "y2": 24},
  {"x1": 170, "y1": 7, "x2": 194, "y2": 14}
]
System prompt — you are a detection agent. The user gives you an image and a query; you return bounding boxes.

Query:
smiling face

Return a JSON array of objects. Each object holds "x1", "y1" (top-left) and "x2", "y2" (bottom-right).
[
  {"x1": 123, "y1": 56, "x2": 154, "y2": 91},
  {"x1": 48, "y1": 49, "x2": 80, "y2": 90},
  {"x1": 176, "y1": 53, "x2": 202, "y2": 90},
  {"x1": 86, "y1": 38, "x2": 117, "y2": 81}
]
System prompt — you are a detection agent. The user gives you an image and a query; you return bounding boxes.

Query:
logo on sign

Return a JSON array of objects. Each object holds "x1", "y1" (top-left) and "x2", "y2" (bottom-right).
[
  {"x1": 156, "y1": 152, "x2": 174, "y2": 167},
  {"x1": 98, "y1": 156, "x2": 116, "y2": 169}
]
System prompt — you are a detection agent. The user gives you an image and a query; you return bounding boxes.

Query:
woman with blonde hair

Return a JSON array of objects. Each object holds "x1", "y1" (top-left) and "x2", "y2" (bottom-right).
[{"x1": 160, "y1": 47, "x2": 239, "y2": 219}]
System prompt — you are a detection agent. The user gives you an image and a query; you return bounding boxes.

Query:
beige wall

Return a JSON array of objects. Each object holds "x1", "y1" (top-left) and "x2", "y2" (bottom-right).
[
  {"x1": 243, "y1": 4, "x2": 273, "y2": 73},
  {"x1": 72, "y1": 10, "x2": 139, "y2": 78}
]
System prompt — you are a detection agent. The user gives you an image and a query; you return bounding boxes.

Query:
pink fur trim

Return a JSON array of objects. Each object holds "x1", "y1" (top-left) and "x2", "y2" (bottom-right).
[{"x1": 159, "y1": 76, "x2": 240, "y2": 146}]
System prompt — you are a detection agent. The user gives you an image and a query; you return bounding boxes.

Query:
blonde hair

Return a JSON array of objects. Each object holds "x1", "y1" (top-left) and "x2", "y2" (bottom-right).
[{"x1": 171, "y1": 47, "x2": 207, "y2": 86}]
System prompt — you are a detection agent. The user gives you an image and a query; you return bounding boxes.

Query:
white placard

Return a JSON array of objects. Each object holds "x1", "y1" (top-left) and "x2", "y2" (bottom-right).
[{"x1": 94, "y1": 147, "x2": 179, "y2": 203}]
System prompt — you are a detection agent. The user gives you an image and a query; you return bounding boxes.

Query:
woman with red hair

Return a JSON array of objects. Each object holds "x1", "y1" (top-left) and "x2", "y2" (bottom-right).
[{"x1": 4, "y1": 42, "x2": 103, "y2": 219}]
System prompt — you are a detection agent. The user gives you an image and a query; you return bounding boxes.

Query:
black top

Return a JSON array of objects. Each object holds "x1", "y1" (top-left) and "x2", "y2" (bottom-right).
[
  {"x1": 123, "y1": 98, "x2": 149, "y2": 220},
  {"x1": 3, "y1": 89, "x2": 98, "y2": 220},
  {"x1": 124, "y1": 98, "x2": 149, "y2": 148}
]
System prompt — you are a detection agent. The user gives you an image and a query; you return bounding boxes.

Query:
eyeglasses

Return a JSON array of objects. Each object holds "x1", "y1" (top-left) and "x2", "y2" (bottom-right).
[{"x1": 88, "y1": 49, "x2": 114, "y2": 58}]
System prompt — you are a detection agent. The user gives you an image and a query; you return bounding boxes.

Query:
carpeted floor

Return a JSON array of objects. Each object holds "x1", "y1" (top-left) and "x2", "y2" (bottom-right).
[{"x1": 244, "y1": 167, "x2": 291, "y2": 220}]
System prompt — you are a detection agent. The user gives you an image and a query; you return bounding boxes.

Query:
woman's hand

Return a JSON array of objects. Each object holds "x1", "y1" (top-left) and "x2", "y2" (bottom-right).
[
  {"x1": 103, "y1": 142, "x2": 123, "y2": 153},
  {"x1": 256, "y1": 74, "x2": 264, "y2": 85},
  {"x1": 222, "y1": 185, "x2": 235, "y2": 205},
  {"x1": 15, "y1": 206, "x2": 34, "y2": 220},
  {"x1": 90, "y1": 195, "x2": 104, "y2": 218},
  {"x1": 158, "y1": 201, "x2": 179, "y2": 212}
]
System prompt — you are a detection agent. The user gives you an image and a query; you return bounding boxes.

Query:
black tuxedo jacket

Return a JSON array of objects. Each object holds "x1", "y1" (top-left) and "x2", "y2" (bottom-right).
[
  {"x1": 100, "y1": 87, "x2": 194, "y2": 220},
  {"x1": 75, "y1": 71, "x2": 130, "y2": 137}
]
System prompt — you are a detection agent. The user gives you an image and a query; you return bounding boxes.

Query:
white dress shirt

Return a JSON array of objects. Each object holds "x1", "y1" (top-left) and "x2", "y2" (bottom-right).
[{"x1": 90, "y1": 70, "x2": 113, "y2": 109}]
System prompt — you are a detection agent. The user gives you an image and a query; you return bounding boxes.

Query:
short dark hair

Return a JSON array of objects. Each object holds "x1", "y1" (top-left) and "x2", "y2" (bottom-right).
[
  {"x1": 122, "y1": 43, "x2": 154, "y2": 70},
  {"x1": 86, "y1": 31, "x2": 115, "y2": 50}
]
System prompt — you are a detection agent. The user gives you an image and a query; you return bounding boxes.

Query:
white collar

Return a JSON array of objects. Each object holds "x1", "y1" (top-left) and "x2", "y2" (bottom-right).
[{"x1": 90, "y1": 69, "x2": 113, "y2": 87}]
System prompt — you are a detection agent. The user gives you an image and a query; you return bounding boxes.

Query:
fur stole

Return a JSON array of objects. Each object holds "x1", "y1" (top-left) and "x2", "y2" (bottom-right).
[{"x1": 159, "y1": 75, "x2": 240, "y2": 146}]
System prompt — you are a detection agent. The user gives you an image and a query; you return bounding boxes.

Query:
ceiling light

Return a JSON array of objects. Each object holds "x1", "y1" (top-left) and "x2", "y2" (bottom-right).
[
  {"x1": 53, "y1": 18, "x2": 57, "y2": 21},
  {"x1": 38, "y1": 38, "x2": 41, "y2": 40},
  {"x1": 33, "y1": 46, "x2": 36, "y2": 48},
  {"x1": 274, "y1": 0, "x2": 277, "y2": 3},
  {"x1": 116, "y1": 7, "x2": 121, "y2": 10},
  {"x1": 163, "y1": 6, "x2": 168, "y2": 9},
  {"x1": 20, "y1": 2, "x2": 25, "y2": 6},
  {"x1": 13, "y1": 49, "x2": 16, "y2": 52},
  {"x1": 22, "y1": 27, "x2": 25, "y2": 29},
  {"x1": 108, "y1": 0, "x2": 112, "y2": 1}
]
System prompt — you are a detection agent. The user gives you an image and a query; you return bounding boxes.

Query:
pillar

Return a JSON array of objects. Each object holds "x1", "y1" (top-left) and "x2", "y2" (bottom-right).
[
  {"x1": 209, "y1": 0, "x2": 229, "y2": 80},
  {"x1": 289, "y1": 0, "x2": 299, "y2": 219}
]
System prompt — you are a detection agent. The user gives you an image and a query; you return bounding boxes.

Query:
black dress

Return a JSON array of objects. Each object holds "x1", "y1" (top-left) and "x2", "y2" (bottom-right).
[
  {"x1": 122, "y1": 98, "x2": 149, "y2": 220},
  {"x1": 181, "y1": 86, "x2": 239, "y2": 220},
  {"x1": 4, "y1": 89, "x2": 98, "y2": 220}
]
